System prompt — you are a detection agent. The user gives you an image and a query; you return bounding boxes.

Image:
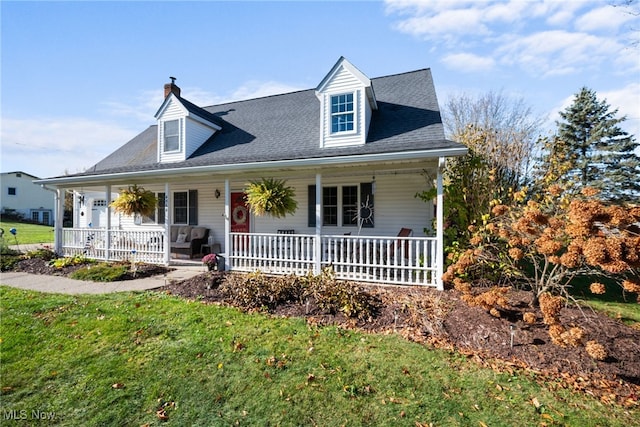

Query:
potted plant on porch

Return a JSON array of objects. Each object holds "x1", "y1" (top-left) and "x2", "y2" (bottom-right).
[{"x1": 202, "y1": 253, "x2": 219, "y2": 271}]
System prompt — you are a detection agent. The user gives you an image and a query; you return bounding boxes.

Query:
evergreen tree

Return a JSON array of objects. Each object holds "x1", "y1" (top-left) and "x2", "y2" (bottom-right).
[{"x1": 541, "y1": 87, "x2": 639, "y2": 203}]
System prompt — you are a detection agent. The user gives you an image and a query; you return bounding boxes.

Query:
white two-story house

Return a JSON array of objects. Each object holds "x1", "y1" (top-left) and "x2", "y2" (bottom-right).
[{"x1": 37, "y1": 57, "x2": 467, "y2": 288}]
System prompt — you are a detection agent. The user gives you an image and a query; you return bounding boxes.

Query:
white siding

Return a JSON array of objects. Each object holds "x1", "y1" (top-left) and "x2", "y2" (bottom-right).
[
  {"x1": 239, "y1": 172, "x2": 434, "y2": 238},
  {"x1": 158, "y1": 99, "x2": 186, "y2": 163},
  {"x1": 92, "y1": 168, "x2": 435, "y2": 255},
  {"x1": 1, "y1": 172, "x2": 55, "y2": 220},
  {"x1": 327, "y1": 66, "x2": 363, "y2": 92},
  {"x1": 185, "y1": 118, "x2": 216, "y2": 159},
  {"x1": 318, "y1": 64, "x2": 371, "y2": 149}
]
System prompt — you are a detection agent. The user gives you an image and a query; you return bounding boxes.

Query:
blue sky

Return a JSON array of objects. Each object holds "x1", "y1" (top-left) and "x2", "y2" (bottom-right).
[{"x1": 2, "y1": 0, "x2": 639, "y2": 178}]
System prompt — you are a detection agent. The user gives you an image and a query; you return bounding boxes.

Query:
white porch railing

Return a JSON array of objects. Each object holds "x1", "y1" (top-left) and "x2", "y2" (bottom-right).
[
  {"x1": 230, "y1": 232, "x2": 438, "y2": 287},
  {"x1": 230, "y1": 232, "x2": 317, "y2": 276},
  {"x1": 61, "y1": 228, "x2": 164, "y2": 265},
  {"x1": 60, "y1": 229, "x2": 438, "y2": 287}
]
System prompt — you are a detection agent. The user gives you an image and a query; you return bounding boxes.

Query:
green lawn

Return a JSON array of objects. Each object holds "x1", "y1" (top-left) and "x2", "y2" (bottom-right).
[
  {"x1": 0, "y1": 287, "x2": 636, "y2": 426},
  {"x1": 0, "y1": 220, "x2": 54, "y2": 245},
  {"x1": 570, "y1": 276, "x2": 640, "y2": 327}
]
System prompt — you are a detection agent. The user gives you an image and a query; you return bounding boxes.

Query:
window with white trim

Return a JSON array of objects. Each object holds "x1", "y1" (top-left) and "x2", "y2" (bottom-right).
[
  {"x1": 173, "y1": 190, "x2": 198, "y2": 225},
  {"x1": 331, "y1": 93, "x2": 354, "y2": 133},
  {"x1": 164, "y1": 119, "x2": 180, "y2": 152},
  {"x1": 308, "y1": 183, "x2": 373, "y2": 228}
]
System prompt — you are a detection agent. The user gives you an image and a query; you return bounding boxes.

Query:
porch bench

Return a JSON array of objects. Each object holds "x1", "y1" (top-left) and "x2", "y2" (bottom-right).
[{"x1": 170, "y1": 225, "x2": 209, "y2": 258}]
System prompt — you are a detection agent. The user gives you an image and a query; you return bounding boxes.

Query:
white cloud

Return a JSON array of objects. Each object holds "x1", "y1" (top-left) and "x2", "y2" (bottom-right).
[
  {"x1": 385, "y1": 0, "x2": 637, "y2": 77},
  {"x1": 496, "y1": 30, "x2": 621, "y2": 77},
  {"x1": 600, "y1": 83, "x2": 640, "y2": 138},
  {"x1": 441, "y1": 52, "x2": 495, "y2": 72},
  {"x1": 1, "y1": 117, "x2": 138, "y2": 178},
  {"x1": 575, "y1": 5, "x2": 637, "y2": 32}
]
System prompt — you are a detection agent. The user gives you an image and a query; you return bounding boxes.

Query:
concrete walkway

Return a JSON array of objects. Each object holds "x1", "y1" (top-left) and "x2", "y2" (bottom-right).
[{"x1": 0, "y1": 265, "x2": 205, "y2": 294}]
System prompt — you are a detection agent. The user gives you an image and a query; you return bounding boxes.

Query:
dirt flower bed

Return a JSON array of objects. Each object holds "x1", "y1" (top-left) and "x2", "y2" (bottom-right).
[{"x1": 161, "y1": 271, "x2": 640, "y2": 408}]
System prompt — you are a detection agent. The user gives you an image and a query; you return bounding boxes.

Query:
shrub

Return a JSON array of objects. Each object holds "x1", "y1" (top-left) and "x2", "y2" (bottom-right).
[
  {"x1": 445, "y1": 186, "x2": 640, "y2": 306},
  {"x1": 445, "y1": 186, "x2": 640, "y2": 348},
  {"x1": 304, "y1": 268, "x2": 381, "y2": 320},
  {"x1": 219, "y1": 268, "x2": 381, "y2": 320},
  {"x1": 70, "y1": 263, "x2": 128, "y2": 282},
  {"x1": 220, "y1": 271, "x2": 303, "y2": 311},
  {"x1": 0, "y1": 255, "x2": 20, "y2": 271},
  {"x1": 50, "y1": 255, "x2": 93, "y2": 269},
  {"x1": 24, "y1": 248, "x2": 57, "y2": 261}
]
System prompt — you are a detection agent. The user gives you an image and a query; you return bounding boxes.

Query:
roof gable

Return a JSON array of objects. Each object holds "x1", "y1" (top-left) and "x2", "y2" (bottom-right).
[{"x1": 316, "y1": 56, "x2": 377, "y2": 110}]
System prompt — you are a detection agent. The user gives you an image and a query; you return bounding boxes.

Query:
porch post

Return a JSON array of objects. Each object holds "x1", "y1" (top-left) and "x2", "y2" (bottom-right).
[
  {"x1": 436, "y1": 157, "x2": 445, "y2": 290},
  {"x1": 314, "y1": 173, "x2": 322, "y2": 275},
  {"x1": 163, "y1": 183, "x2": 171, "y2": 265},
  {"x1": 105, "y1": 185, "x2": 111, "y2": 261},
  {"x1": 54, "y1": 188, "x2": 64, "y2": 254},
  {"x1": 224, "y1": 179, "x2": 231, "y2": 272}
]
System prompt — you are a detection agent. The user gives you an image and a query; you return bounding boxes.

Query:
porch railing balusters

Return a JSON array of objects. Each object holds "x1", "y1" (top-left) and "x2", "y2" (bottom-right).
[{"x1": 60, "y1": 229, "x2": 437, "y2": 287}]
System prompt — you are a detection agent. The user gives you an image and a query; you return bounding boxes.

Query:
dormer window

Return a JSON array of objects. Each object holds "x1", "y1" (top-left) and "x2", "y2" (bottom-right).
[
  {"x1": 163, "y1": 119, "x2": 180, "y2": 152},
  {"x1": 316, "y1": 57, "x2": 377, "y2": 148},
  {"x1": 331, "y1": 93, "x2": 354, "y2": 133}
]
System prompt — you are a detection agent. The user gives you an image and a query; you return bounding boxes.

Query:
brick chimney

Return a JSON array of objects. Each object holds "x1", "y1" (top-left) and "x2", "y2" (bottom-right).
[{"x1": 164, "y1": 76, "x2": 181, "y2": 98}]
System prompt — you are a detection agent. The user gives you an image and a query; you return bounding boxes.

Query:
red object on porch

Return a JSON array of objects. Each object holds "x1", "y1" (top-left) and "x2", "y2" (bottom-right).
[{"x1": 230, "y1": 192, "x2": 250, "y2": 233}]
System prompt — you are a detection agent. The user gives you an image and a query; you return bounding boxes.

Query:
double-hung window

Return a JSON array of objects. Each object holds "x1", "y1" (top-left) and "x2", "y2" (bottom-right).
[
  {"x1": 173, "y1": 190, "x2": 198, "y2": 225},
  {"x1": 331, "y1": 93, "x2": 354, "y2": 133},
  {"x1": 164, "y1": 119, "x2": 180, "y2": 152}
]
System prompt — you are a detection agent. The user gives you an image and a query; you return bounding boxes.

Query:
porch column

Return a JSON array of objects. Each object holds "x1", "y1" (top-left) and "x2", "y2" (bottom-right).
[
  {"x1": 105, "y1": 185, "x2": 111, "y2": 261},
  {"x1": 224, "y1": 179, "x2": 231, "y2": 272},
  {"x1": 314, "y1": 173, "x2": 322, "y2": 275},
  {"x1": 163, "y1": 183, "x2": 171, "y2": 265},
  {"x1": 54, "y1": 188, "x2": 64, "y2": 254},
  {"x1": 436, "y1": 157, "x2": 445, "y2": 290}
]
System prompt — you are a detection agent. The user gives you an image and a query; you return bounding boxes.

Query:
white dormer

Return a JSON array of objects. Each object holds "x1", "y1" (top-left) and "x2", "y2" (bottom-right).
[
  {"x1": 154, "y1": 78, "x2": 221, "y2": 163},
  {"x1": 315, "y1": 57, "x2": 377, "y2": 148}
]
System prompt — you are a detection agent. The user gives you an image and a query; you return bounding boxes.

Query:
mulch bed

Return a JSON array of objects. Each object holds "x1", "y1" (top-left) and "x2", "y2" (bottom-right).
[
  {"x1": 10, "y1": 257, "x2": 173, "y2": 280},
  {"x1": 160, "y1": 271, "x2": 640, "y2": 408},
  {"x1": 6, "y1": 258, "x2": 639, "y2": 407}
]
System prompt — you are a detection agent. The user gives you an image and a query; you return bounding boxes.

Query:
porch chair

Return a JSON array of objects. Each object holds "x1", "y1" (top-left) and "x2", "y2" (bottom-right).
[{"x1": 394, "y1": 227, "x2": 413, "y2": 260}]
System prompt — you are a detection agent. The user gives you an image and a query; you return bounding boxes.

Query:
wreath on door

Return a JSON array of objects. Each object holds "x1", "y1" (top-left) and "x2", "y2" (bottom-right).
[{"x1": 232, "y1": 205, "x2": 248, "y2": 224}]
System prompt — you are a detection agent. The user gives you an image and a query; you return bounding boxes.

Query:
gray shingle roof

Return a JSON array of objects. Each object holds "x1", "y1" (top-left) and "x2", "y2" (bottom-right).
[{"x1": 77, "y1": 68, "x2": 463, "y2": 178}]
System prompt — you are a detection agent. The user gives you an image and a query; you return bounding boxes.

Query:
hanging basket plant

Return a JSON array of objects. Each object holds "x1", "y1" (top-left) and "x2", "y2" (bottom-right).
[
  {"x1": 110, "y1": 184, "x2": 158, "y2": 217},
  {"x1": 244, "y1": 178, "x2": 298, "y2": 218}
]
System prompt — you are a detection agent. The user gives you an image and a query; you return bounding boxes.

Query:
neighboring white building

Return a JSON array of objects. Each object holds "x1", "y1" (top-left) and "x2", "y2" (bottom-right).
[{"x1": 1, "y1": 171, "x2": 55, "y2": 225}]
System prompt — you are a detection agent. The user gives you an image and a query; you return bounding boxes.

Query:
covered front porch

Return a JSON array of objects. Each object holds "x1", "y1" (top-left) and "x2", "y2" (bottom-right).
[{"x1": 45, "y1": 158, "x2": 447, "y2": 289}]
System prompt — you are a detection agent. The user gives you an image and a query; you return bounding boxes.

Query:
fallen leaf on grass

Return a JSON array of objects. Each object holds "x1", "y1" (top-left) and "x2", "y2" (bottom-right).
[
  {"x1": 532, "y1": 397, "x2": 541, "y2": 409},
  {"x1": 156, "y1": 409, "x2": 168, "y2": 421}
]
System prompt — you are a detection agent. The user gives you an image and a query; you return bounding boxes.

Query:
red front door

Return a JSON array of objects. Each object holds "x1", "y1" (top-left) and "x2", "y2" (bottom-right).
[{"x1": 230, "y1": 192, "x2": 250, "y2": 233}]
